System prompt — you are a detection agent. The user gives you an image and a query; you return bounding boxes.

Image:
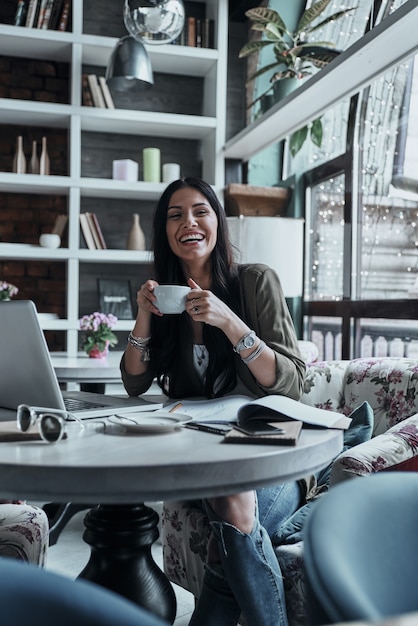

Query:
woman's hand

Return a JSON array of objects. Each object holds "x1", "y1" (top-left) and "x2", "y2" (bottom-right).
[
  {"x1": 186, "y1": 278, "x2": 234, "y2": 330},
  {"x1": 136, "y1": 279, "x2": 162, "y2": 317}
]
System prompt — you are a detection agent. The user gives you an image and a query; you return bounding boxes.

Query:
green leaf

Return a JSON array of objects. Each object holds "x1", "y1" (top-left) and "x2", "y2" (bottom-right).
[
  {"x1": 289, "y1": 126, "x2": 308, "y2": 157},
  {"x1": 297, "y1": 0, "x2": 332, "y2": 33},
  {"x1": 310, "y1": 118, "x2": 323, "y2": 147},
  {"x1": 239, "y1": 39, "x2": 273, "y2": 58},
  {"x1": 245, "y1": 7, "x2": 287, "y2": 35},
  {"x1": 307, "y1": 9, "x2": 354, "y2": 35}
]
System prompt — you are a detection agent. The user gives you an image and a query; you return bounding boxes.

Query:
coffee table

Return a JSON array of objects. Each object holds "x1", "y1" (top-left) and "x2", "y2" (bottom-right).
[{"x1": 0, "y1": 410, "x2": 342, "y2": 623}]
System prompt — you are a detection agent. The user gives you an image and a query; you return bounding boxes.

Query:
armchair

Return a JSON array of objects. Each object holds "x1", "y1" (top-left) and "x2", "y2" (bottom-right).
[
  {"x1": 0, "y1": 502, "x2": 49, "y2": 565},
  {"x1": 162, "y1": 356, "x2": 418, "y2": 626}
]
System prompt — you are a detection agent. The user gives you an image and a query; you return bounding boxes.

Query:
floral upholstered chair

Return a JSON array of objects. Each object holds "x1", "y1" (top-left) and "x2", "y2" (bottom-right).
[
  {"x1": 0, "y1": 502, "x2": 49, "y2": 565},
  {"x1": 162, "y1": 356, "x2": 418, "y2": 626}
]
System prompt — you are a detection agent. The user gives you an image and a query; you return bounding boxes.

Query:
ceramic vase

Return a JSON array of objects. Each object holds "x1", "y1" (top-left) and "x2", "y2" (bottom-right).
[
  {"x1": 126, "y1": 213, "x2": 146, "y2": 251},
  {"x1": 40, "y1": 136, "x2": 50, "y2": 175},
  {"x1": 29, "y1": 140, "x2": 40, "y2": 174},
  {"x1": 12, "y1": 136, "x2": 26, "y2": 174}
]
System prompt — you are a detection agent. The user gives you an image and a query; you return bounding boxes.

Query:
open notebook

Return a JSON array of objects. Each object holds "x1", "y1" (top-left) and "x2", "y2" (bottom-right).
[{"x1": 0, "y1": 300, "x2": 161, "y2": 419}]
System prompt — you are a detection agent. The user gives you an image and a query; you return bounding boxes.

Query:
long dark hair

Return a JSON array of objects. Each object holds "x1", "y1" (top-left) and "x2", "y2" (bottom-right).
[{"x1": 150, "y1": 178, "x2": 240, "y2": 398}]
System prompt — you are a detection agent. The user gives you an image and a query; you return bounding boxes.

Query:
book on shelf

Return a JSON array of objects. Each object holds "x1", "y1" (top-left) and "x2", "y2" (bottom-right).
[
  {"x1": 40, "y1": 0, "x2": 54, "y2": 28},
  {"x1": 47, "y1": 0, "x2": 64, "y2": 30},
  {"x1": 86, "y1": 212, "x2": 107, "y2": 249},
  {"x1": 202, "y1": 18, "x2": 215, "y2": 49},
  {"x1": 57, "y1": 0, "x2": 70, "y2": 31},
  {"x1": 51, "y1": 214, "x2": 68, "y2": 238},
  {"x1": 81, "y1": 74, "x2": 94, "y2": 107},
  {"x1": 187, "y1": 16, "x2": 196, "y2": 47},
  {"x1": 79, "y1": 213, "x2": 96, "y2": 250},
  {"x1": 87, "y1": 74, "x2": 106, "y2": 108},
  {"x1": 98, "y1": 76, "x2": 115, "y2": 109},
  {"x1": 25, "y1": 0, "x2": 38, "y2": 27},
  {"x1": 14, "y1": 0, "x2": 28, "y2": 27},
  {"x1": 36, "y1": 0, "x2": 48, "y2": 28},
  {"x1": 167, "y1": 394, "x2": 351, "y2": 446}
]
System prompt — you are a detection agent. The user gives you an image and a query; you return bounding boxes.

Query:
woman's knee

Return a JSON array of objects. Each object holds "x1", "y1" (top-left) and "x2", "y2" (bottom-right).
[{"x1": 207, "y1": 492, "x2": 256, "y2": 533}]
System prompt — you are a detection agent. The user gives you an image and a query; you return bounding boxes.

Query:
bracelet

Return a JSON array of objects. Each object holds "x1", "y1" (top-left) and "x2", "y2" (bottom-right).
[
  {"x1": 127, "y1": 333, "x2": 151, "y2": 361},
  {"x1": 241, "y1": 340, "x2": 266, "y2": 364},
  {"x1": 129, "y1": 332, "x2": 150, "y2": 344}
]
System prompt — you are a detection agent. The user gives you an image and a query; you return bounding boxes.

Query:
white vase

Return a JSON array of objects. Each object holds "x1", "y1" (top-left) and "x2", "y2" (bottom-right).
[
  {"x1": 126, "y1": 214, "x2": 146, "y2": 251},
  {"x1": 40, "y1": 136, "x2": 50, "y2": 175},
  {"x1": 29, "y1": 140, "x2": 40, "y2": 174},
  {"x1": 12, "y1": 135, "x2": 26, "y2": 174}
]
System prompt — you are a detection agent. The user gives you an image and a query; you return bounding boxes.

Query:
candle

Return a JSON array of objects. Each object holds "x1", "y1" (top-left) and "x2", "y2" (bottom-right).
[
  {"x1": 143, "y1": 148, "x2": 161, "y2": 183},
  {"x1": 112, "y1": 159, "x2": 138, "y2": 181},
  {"x1": 162, "y1": 162, "x2": 181, "y2": 184}
]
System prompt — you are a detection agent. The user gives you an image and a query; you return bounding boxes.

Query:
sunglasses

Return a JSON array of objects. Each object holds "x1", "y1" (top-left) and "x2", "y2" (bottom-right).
[{"x1": 17, "y1": 404, "x2": 85, "y2": 444}]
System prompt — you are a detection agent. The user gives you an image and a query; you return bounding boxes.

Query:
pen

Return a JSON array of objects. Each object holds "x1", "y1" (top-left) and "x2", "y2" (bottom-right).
[
  {"x1": 169, "y1": 402, "x2": 183, "y2": 413},
  {"x1": 185, "y1": 423, "x2": 232, "y2": 436}
]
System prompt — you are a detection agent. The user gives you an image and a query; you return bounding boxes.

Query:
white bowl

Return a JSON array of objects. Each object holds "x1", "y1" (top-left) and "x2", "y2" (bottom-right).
[
  {"x1": 154, "y1": 285, "x2": 190, "y2": 314},
  {"x1": 39, "y1": 233, "x2": 61, "y2": 249}
]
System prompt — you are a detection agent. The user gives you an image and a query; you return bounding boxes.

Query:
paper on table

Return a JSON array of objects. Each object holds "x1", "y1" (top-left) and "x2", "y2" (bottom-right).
[{"x1": 166, "y1": 395, "x2": 252, "y2": 422}]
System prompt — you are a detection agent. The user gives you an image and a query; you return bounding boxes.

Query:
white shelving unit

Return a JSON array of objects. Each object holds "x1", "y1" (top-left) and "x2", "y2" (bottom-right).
[{"x1": 0, "y1": 0, "x2": 228, "y2": 355}]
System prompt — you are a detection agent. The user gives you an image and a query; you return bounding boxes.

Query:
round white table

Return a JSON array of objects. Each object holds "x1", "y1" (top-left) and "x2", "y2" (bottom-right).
[{"x1": 0, "y1": 413, "x2": 343, "y2": 622}]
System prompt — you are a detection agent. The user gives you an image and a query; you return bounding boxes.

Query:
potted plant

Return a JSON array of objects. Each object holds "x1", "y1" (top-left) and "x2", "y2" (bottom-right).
[
  {"x1": 79, "y1": 311, "x2": 118, "y2": 358},
  {"x1": 239, "y1": 0, "x2": 353, "y2": 155},
  {"x1": 0, "y1": 281, "x2": 19, "y2": 301}
]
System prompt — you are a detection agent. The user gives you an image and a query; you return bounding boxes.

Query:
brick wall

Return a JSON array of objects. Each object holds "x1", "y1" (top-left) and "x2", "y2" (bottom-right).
[{"x1": 0, "y1": 55, "x2": 69, "y2": 349}]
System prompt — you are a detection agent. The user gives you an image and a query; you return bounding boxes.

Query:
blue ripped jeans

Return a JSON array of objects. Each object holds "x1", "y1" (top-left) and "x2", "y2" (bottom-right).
[{"x1": 189, "y1": 481, "x2": 302, "y2": 626}]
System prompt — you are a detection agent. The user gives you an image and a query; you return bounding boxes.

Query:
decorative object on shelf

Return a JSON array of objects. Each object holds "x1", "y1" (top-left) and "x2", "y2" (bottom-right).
[
  {"x1": 98, "y1": 279, "x2": 134, "y2": 320},
  {"x1": 106, "y1": 35, "x2": 154, "y2": 91},
  {"x1": 79, "y1": 312, "x2": 118, "y2": 358},
  {"x1": 123, "y1": 0, "x2": 185, "y2": 45},
  {"x1": 239, "y1": 1, "x2": 352, "y2": 155},
  {"x1": 112, "y1": 159, "x2": 139, "y2": 181},
  {"x1": 227, "y1": 216, "x2": 304, "y2": 298},
  {"x1": 143, "y1": 147, "x2": 160, "y2": 182},
  {"x1": 225, "y1": 183, "x2": 290, "y2": 217},
  {"x1": 162, "y1": 162, "x2": 181, "y2": 184},
  {"x1": 0, "y1": 281, "x2": 19, "y2": 302},
  {"x1": 12, "y1": 136, "x2": 26, "y2": 174},
  {"x1": 39, "y1": 136, "x2": 50, "y2": 175},
  {"x1": 29, "y1": 140, "x2": 40, "y2": 174},
  {"x1": 39, "y1": 233, "x2": 61, "y2": 249},
  {"x1": 126, "y1": 213, "x2": 146, "y2": 251}
]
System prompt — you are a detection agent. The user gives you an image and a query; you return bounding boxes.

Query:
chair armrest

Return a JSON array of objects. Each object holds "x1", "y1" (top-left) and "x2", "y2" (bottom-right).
[{"x1": 329, "y1": 413, "x2": 418, "y2": 486}]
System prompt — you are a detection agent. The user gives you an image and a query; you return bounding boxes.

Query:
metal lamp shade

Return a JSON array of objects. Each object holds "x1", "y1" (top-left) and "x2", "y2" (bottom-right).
[{"x1": 105, "y1": 35, "x2": 154, "y2": 90}]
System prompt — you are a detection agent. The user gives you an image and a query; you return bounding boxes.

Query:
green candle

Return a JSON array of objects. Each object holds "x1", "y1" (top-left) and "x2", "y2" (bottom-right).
[{"x1": 143, "y1": 147, "x2": 161, "y2": 182}]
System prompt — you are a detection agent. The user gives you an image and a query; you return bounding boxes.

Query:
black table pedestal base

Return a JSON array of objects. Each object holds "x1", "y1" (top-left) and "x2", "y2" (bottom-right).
[{"x1": 78, "y1": 503, "x2": 177, "y2": 624}]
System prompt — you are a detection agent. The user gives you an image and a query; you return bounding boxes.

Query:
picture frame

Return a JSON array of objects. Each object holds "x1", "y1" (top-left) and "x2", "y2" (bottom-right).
[{"x1": 98, "y1": 279, "x2": 134, "y2": 320}]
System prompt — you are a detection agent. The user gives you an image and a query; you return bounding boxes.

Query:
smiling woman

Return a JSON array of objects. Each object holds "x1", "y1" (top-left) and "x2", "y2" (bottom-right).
[{"x1": 120, "y1": 177, "x2": 306, "y2": 626}]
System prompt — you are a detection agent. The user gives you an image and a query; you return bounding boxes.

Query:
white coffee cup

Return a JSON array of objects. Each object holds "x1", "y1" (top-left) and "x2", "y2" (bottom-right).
[
  {"x1": 154, "y1": 285, "x2": 190, "y2": 314},
  {"x1": 39, "y1": 233, "x2": 61, "y2": 249}
]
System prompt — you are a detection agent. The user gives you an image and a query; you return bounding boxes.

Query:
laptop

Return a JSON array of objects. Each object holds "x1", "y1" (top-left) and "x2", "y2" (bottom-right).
[{"x1": 0, "y1": 300, "x2": 162, "y2": 419}]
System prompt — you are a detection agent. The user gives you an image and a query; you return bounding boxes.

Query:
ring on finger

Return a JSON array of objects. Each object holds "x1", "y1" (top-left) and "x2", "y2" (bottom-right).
[{"x1": 194, "y1": 306, "x2": 199, "y2": 314}]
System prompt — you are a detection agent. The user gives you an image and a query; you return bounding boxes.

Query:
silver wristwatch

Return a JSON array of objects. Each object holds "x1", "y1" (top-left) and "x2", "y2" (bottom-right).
[{"x1": 233, "y1": 331, "x2": 256, "y2": 354}]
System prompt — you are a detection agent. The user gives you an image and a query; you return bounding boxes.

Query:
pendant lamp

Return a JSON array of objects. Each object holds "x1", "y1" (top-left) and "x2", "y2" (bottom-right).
[
  {"x1": 124, "y1": 0, "x2": 185, "y2": 45},
  {"x1": 106, "y1": 34, "x2": 154, "y2": 90}
]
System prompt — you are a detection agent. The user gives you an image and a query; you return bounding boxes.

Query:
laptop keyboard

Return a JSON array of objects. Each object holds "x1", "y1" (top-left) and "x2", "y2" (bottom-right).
[{"x1": 64, "y1": 397, "x2": 108, "y2": 411}]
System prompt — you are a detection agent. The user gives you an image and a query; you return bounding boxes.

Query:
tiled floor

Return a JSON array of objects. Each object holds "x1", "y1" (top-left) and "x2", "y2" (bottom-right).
[{"x1": 45, "y1": 506, "x2": 195, "y2": 626}]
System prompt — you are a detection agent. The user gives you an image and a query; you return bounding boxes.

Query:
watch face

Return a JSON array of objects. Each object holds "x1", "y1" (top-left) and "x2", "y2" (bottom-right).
[{"x1": 243, "y1": 334, "x2": 256, "y2": 348}]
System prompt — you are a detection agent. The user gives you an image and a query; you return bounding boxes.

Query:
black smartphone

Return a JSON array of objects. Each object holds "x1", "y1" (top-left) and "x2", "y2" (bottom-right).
[{"x1": 234, "y1": 422, "x2": 285, "y2": 436}]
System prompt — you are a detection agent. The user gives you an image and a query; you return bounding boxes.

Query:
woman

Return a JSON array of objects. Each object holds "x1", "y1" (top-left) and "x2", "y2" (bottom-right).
[{"x1": 121, "y1": 178, "x2": 306, "y2": 626}]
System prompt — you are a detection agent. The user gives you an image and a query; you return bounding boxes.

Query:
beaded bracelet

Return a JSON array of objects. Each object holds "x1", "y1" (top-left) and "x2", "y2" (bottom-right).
[{"x1": 241, "y1": 340, "x2": 266, "y2": 364}]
